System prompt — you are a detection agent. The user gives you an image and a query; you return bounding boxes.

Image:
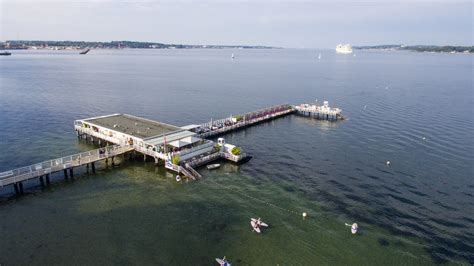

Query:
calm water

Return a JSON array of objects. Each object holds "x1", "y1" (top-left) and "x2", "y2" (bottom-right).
[{"x1": 0, "y1": 49, "x2": 472, "y2": 265}]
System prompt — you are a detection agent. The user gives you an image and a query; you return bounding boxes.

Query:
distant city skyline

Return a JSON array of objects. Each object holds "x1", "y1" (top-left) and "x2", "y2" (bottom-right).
[{"x1": 0, "y1": 0, "x2": 472, "y2": 48}]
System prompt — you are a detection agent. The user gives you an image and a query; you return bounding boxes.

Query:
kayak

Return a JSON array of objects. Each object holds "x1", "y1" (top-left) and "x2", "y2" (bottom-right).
[
  {"x1": 251, "y1": 218, "x2": 268, "y2": 227},
  {"x1": 215, "y1": 258, "x2": 231, "y2": 266},
  {"x1": 250, "y1": 221, "x2": 261, "y2": 233}
]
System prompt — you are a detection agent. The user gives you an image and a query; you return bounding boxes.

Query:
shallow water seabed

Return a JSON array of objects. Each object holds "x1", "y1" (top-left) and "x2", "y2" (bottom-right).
[{"x1": 0, "y1": 162, "x2": 433, "y2": 265}]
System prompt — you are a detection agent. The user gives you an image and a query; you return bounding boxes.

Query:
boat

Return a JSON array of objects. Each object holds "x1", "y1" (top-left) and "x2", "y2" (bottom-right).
[
  {"x1": 251, "y1": 218, "x2": 268, "y2": 233},
  {"x1": 175, "y1": 175, "x2": 181, "y2": 182},
  {"x1": 237, "y1": 155, "x2": 252, "y2": 164},
  {"x1": 231, "y1": 53, "x2": 234, "y2": 59},
  {"x1": 251, "y1": 218, "x2": 268, "y2": 227},
  {"x1": 336, "y1": 44, "x2": 353, "y2": 54},
  {"x1": 0, "y1": 51, "x2": 12, "y2": 56},
  {"x1": 207, "y1": 163, "x2": 220, "y2": 170},
  {"x1": 351, "y1": 223, "x2": 358, "y2": 234},
  {"x1": 318, "y1": 53, "x2": 321, "y2": 59},
  {"x1": 215, "y1": 257, "x2": 231, "y2": 266},
  {"x1": 79, "y1": 49, "x2": 90, "y2": 55}
]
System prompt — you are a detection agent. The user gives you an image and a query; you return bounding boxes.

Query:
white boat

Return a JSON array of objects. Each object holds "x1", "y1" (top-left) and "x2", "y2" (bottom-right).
[
  {"x1": 251, "y1": 220, "x2": 261, "y2": 233},
  {"x1": 351, "y1": 223, "x2": 358, "y2": 234},
  {"x1": 336, "y1": 44, "x2": 353, "y2": 54},
  {"x1": 231, "y1": 53, "x2": 234, "y2": 59},
  {"x1": 251, "y1": 218, "x2": 268, "y2": 227},
  {"x1": 175, "y1": 175, "x2": 181, "y2": 182},
  {"x1": 207, "y1": 163, "x2": 220, "y2": 170},
  {"x1": 251, "y1": 218, "x2": 268, "y2": 233},
  {"x1": 318, "y1": 53, "x2": 321, "y2": 60}
]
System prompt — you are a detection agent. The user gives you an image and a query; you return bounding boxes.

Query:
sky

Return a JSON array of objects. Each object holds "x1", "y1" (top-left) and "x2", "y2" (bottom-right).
[{"x1": 0, "y1": 0, "x2": 472, "y2": 48}]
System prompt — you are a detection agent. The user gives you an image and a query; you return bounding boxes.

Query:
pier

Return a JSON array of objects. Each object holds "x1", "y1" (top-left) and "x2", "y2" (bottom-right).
[
  {"x1": 0, "y1": 101, "x2": 342, "y2": 195},
  {"x1": 0, "y1": 145, "x2": 133, "y2": 193}
]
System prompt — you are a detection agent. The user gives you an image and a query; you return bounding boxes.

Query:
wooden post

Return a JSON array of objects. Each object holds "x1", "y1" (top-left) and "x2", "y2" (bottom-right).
[
  {"x1": 13, "y1": 183, "x2": 19, "y2": 195},
  {"x1": 91, "y1": 162, "x2": 96, "y2": 173},
  {"x1": 63, "y1": 169, "x2": 68, "y2": 179},
  {"x1": 144, "y1": 154, "x2": 146, "y2": 162},
  {"x1": 111, "y1": 156, "x2": 115, "y2": 166},
  {"x1": 19, "y1": 182, "x2": 24, "y2": 194},
  {"x1": 39, "y1": 175, "x2": 45, "y2": 187},
  {"x1": 69, "y1": 168, "x2": 74, "y2": 178},
  {"x1": 46, "y1": 174, "x2": 50, "y2": 185},
  {"x1": 86, "y1": 163, "x2": 89, "y2": 173}
]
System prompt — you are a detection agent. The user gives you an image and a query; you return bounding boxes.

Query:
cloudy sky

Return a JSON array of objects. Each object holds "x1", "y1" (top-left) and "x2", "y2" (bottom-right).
[{"x1": 0, "y1": 0, "x2": 472, "y2": 48}]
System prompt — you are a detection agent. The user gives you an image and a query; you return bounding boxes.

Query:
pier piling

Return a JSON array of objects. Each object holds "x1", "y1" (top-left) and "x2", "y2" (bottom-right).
[
  {"x1": 69, "y1": 168, "x2": 74, "y2": 178},
  {"x1": 39, "y1": 175, "x2": 45, "y2": 187},
  {"x1": 91, "y1": 162, "x2": 96, "y2": 173},
  {"x1": 63, "y1": 169, "x2": 68, "y2": 179},
  {"x1": 19, "y1": 182, "x2": 24, "y2": 194},
  {"x1": 46, "y1": 174, "x2": 50, "y2": 185}
]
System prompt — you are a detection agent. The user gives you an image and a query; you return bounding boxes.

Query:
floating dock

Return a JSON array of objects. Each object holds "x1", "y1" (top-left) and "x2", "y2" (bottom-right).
[
  {"x1": 0, "y1": 101, "x2": 342, "y2": 195},
  {"x1": 294, "y1": 101, "x2": 343, "y2": 120}
]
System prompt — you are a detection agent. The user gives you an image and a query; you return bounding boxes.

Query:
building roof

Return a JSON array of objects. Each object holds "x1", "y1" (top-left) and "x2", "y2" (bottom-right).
[
  {"x1": 145, "y1": 130, "x2": 196, "y2": 146},
  {"x1": 81, "y1": 114, "x2": 181, "y2": 139}
]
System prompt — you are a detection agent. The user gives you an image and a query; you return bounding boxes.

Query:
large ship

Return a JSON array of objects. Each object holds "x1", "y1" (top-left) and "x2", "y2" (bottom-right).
[{"x1": 336, "y1": 44, "x2": 353, "y2": 54}]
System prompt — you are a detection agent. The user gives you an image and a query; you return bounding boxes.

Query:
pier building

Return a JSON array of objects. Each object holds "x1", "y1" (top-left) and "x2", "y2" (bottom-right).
[{"x1": 1, "y1": 101, "x2": 343, "y2": 195}]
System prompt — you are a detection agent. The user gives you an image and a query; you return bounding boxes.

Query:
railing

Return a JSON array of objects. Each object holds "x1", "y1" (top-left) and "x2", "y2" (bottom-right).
[
  {"x1": 199, "y1": 107, "x2": 294, "y2": 138},
  {"x1": 220, "y1": 152, "x2": 246, "y2": 162},
  {"x1": 0, "y1": 145, "x2": 133, "y2": 187},
  {"x1": 75, "y1": 126, "x2": 122, "y2": 145},
  {"x1": 176, "y1": 141, "x2": 214, "y2": 157}
]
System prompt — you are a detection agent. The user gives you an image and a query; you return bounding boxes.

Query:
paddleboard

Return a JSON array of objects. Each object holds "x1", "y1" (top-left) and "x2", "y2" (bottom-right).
[
  {"x1": 215, "y1": 258, "x2": 231, "y2": 266},
  {"x1": 251, "y1": 218, "x2": 268, "y2": 227},
  {"x1": 250, "y1": 221, "x2": 261, "y2": 233}
]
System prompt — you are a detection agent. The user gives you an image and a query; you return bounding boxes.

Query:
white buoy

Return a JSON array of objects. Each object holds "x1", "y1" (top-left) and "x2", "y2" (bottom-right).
[
  {"x1": 386, "y1": 161, "x2": 391, "y2": 166},
  {"x1": 302, "y1": 212, "x2": 307, "y2": 219},
  {"x1": 422, "y1": 136, "x2": 426, "y2": 140}
]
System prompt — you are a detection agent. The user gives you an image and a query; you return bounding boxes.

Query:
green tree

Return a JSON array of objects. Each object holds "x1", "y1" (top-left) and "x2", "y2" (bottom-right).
[
  {"x1": 231, "y1": 147, "x2": 241, "y2": 156},
  {"x1": 172, "y1": 155, "x2": 180, "y2": 165}
]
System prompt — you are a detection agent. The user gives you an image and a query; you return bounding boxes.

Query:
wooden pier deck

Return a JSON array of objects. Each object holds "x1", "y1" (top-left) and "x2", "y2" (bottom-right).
[
  {"x1": 198, "y1": 104, "x2": 294, "y2": 138},
  {"x1": 0, "y1": 145, "x2": 133, "y2": 193},
  {"x1": 1, "y1": 101, "x2": 343, "y2": 195}
]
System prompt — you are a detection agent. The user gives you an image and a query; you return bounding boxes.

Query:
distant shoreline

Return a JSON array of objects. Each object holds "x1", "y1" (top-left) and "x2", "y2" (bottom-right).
[
  {"x1": 353, "y1": 44, "x2": 473, "y2": 54},
  {"x1": 0, "y1": 40, "x2": 280, "y2": 50}
]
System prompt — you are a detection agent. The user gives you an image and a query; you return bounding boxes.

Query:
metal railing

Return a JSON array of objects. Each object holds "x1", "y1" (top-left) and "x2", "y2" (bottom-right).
[{"x1": 0, "y1": 145, "x2": 133, "y2": 187}]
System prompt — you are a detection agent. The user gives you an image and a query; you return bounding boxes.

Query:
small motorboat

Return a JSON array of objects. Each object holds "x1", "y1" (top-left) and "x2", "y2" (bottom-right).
[
  {"x1": 175, "y1": 175, "x2": 181, "y2": 182},
  {"x1": 207, "y1": 163, "x2": 220, "y2": 170},
  {"x1": 0, "y1": 51, "x2": 12, "y2": 56},
  {"x1": 351, "y1": 223, "x2": 358, "y2": 234}
]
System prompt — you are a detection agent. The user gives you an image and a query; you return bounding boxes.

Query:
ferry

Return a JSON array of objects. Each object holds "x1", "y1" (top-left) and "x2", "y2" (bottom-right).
[{"x1": 336, "y1": 44, "x2": 353, "y2": 54}]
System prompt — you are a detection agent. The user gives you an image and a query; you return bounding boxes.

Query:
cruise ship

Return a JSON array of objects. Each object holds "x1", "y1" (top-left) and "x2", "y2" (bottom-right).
[{"x1": 336, "y1": 44, "x2": 353, "y2": 54}]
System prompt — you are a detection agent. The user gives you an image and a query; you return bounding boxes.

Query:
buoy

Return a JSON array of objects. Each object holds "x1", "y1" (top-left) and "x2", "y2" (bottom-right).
[
  {"x1": 302, "y1": 212, "x2": 307, "y2": 219},
  {"x1": 175, "y1": 175, "x2": 181, "y2": 182},
  {"x1": 386, "y1": 161, "x2": 391, "y2": 166},
  {"x1": 422, "y1": 137, "x2": 426, "y2": 140}
]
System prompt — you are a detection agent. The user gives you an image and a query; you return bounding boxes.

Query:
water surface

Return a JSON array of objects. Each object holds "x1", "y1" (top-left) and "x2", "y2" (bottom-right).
[{"x1": 0, "y1": 49, "x2": 473, "y2": 265}]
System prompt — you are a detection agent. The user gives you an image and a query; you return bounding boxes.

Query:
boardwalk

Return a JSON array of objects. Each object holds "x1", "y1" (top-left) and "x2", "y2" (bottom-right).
[
  {"x1": 0, "y1": 145, "x2": 133, "y2": 190},
  {"x1": 1, "y1": 101, "x2": 342, "y2": 195},
  {"x1": 198, "y1": 104, "x2": 294, "y2": 138}
]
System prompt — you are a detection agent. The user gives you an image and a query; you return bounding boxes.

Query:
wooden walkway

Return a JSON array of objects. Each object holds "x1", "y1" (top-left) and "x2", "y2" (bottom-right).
[
  {"x1": 199, "y1": 104, "x2": 294, "y2": 138},
  {"x1": 0, "y1": 145, "x2": 133, "y2": 190}
]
